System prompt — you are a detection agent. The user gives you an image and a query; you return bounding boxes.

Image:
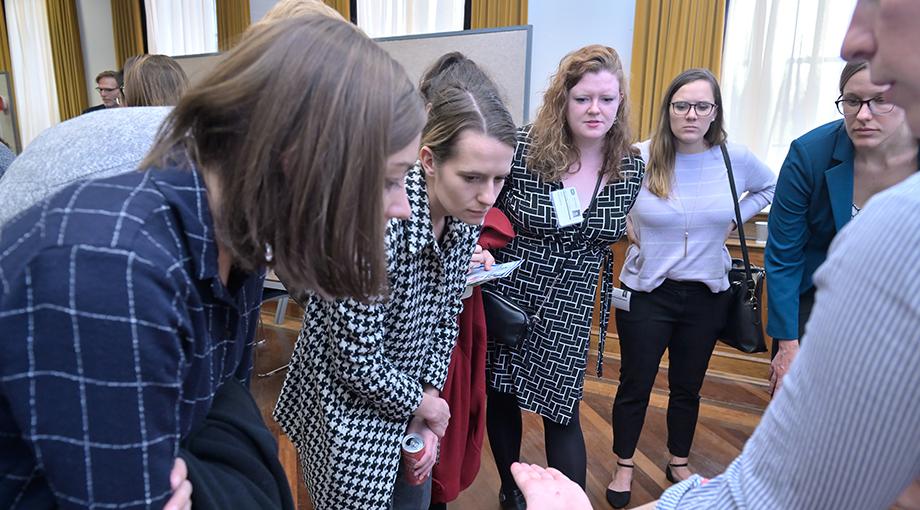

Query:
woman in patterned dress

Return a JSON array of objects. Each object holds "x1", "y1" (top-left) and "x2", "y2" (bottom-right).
[
  {"x1": 273, "y1": 53, "x2": 517, "y2": 510},
  {"x1": 484, "y1": 45, "x2": 645, "y2": 509}
]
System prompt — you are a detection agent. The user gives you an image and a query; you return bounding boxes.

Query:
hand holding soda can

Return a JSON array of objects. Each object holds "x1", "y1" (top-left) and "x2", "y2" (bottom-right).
[{"x1": 401, "y1": 432, "x2": 428, "y2": 485}]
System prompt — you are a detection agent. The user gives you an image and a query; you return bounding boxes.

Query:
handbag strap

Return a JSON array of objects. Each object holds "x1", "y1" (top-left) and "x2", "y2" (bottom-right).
[{"x1": 719, "y1": 144, "x2": 754, "y2": 285}]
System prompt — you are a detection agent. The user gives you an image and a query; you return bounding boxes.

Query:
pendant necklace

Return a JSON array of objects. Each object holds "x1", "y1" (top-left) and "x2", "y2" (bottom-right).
[{"x1": 675, "y1": 157, "x2": 707, "y2": 257}]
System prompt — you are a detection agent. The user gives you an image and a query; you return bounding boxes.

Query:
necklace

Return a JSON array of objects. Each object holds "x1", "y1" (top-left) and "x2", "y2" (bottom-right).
[{"x1": 674, "y1": 157, "x2": 707, "y2": 257}]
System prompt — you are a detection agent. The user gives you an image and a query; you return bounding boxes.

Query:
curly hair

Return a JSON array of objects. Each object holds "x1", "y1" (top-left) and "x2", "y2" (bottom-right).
[{"x1": 528, "y1": 45, "x2": 636, "y2": 182}]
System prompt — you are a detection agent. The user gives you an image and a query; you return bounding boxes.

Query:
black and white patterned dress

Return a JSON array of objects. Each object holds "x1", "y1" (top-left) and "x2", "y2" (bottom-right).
[
  {"x1": 486, "y1": 125, "x2": 645, "y2": 425},
  {"x1": 273, "y1": 165, "x2": 479, "y2": 509}
]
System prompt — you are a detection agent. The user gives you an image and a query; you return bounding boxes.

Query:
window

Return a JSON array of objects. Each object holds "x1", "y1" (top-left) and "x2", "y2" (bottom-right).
[
  {"x1": 144, "y1": 0, "x2": 218, "y2": 56},
  {"x1": 721, "y1": 0, "x2": 858, "y2": 171},
  {"x1": 357, "y1": 0, "x2": 465, "y2": 38}
]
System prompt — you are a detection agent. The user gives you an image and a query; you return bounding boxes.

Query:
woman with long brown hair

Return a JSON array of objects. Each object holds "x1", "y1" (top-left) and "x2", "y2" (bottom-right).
[
  {"x1": 0, "y1": 15, "x2": 425, "y2": 510},
  {"x1": 606, "y1": 68, "x2": 774, "y2": 508},
  {"x1": 484, "y1": 45, "x2": 644, "y2": 509},
  {"x1": 274, "y1": 52, "x2": 517, "y2": 510}
]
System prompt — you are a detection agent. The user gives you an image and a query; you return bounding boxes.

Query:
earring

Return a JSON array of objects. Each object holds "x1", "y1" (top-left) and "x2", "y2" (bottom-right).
[{"x1": 265, "y1": 243, "x2": 274, "y2": 263}]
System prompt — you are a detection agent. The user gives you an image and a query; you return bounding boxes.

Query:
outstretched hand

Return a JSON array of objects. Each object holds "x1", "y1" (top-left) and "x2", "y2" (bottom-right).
[
  {"x1": 510, "y1": 462, "x2": 591, "y2": 510},
  {"x1": 164, "y1": 457, "x2": 192, "y2": 510}
]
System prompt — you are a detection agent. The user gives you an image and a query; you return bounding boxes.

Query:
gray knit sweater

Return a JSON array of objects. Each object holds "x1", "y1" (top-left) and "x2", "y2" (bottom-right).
[{"x1": 0, "y1": 107, "x2": 171, "y2": 225}]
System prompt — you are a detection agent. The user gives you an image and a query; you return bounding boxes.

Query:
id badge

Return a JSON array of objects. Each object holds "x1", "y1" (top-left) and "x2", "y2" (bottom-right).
[
  {"x1": 611, "y1": 287, "x2": 631, "y2": 311},
  {"x1": 550, "y1": 187, "x2": 584, "y2": 228}
]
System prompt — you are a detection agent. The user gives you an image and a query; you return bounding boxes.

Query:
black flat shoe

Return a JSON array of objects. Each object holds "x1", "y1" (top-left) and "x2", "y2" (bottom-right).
[
  {"x1": 499, "y1": 486, "x2": 527, "y2": 510},
  {"x1": 606, "y1": 461, "x2": 633, "y2": 509},
  {"x1": 665, "y1": 462, "x2": 689, "y2": 484}
]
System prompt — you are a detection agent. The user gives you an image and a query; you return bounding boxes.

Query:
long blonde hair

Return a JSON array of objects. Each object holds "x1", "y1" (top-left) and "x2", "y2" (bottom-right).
[
  {"x1": 528, "y1": 45, "x2": 636, "y2": 182},
  {"x1": 646, "y1": 68, "x2": 726, "y2": 198}
]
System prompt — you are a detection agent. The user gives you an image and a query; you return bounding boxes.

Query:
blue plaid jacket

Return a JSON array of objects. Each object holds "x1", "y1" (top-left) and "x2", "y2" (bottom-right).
[{"x1": 0, "y1": 166, "x2": 263, "y2": 509}]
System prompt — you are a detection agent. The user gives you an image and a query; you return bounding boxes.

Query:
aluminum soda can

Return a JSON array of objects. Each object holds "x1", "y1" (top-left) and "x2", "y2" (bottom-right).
[{"x1": 401, "y1": 432, "x2": 427, "y2": 486}]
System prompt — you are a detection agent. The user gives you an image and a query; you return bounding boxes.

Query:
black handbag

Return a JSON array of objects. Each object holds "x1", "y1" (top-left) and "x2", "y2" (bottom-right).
[
  {"x1": 718, "y1": 144, "x2": 768, "y2": 354},
  {"x1": 481, "y1": 288, "x2": 535, "y2": 348}
]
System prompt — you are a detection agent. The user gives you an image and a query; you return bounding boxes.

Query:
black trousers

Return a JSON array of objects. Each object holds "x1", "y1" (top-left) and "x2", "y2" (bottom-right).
[
  {"x1": 486, "y1": 388, "x2": 587, "y2": 492},
  {"x1": 612, "y1": 279, "x2": 729, "y2": 459}
]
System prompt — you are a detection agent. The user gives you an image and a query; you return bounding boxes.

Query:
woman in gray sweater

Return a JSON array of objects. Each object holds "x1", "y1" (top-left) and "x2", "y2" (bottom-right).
[{"x1": 606, "y1": 68, "x2": 774, "y2": 509}]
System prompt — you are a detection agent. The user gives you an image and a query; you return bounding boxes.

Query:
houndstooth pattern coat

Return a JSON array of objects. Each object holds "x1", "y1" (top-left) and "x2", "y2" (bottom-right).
[
  {"x1": 486, "y1": 125, "x2": 645, "y2": 425},
  {"x1": 273, "y1": 165, "x2": 479, "y2": 509}
]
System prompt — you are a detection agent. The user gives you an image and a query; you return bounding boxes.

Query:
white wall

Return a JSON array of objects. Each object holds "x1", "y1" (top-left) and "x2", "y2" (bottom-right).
[
  {"x1": 76, "y1": 0, "x2": 117, "y2": 107},
  {"x1": 250, "y1": 0, "x2": 276, "y2": 23},
  {"x1": 527, "y1": 0, "x2": 635, "y2": 121}
]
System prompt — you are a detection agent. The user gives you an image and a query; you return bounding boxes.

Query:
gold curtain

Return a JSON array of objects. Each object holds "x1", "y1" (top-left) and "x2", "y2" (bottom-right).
[
  {"x1": 470, "y1": 0, "x2": 527, "y2": 29},
  {"x1": 111, "y1": 0, "x2": 144, "y2": 69},
  {"x1": 0, "y1": 5, "x2": 11, "y2": 73},
  {"x1": 217, "y1": 0, "x2": 251, "y2": 51},
  {"x1": 630, "y1": 0, "x2": 726, "y2": 140},
  {"x1": 323, "y1": 0, "x2": 350, "y2": 21},
  {"x1": 47, "y1": 0, "x2": 88, "y2": 120}
]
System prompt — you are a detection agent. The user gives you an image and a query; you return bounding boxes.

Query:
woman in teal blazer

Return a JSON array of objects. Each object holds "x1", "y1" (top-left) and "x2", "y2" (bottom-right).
[{"x1": 765, "y1": 61, "x2": 918, "y2": 393}]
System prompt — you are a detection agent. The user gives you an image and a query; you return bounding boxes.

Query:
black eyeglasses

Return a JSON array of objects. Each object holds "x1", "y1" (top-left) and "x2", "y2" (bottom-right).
[
  {"x1": 95, "y1": 86, "x2": 121, "y2": 93},
  {"x1": 670, "y1": 101, "x2": 717, "y2": 117},
  {"x1": 835, "y1": 96, "x2": 895, "y2": 116}
]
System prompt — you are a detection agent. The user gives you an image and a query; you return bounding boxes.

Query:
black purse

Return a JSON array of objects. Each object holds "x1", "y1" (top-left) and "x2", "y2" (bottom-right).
[
  {"x1": 718, "y1": 144, "x2": 768, "y2": 354},
  {"x1": 481, "y1": 288, "x2": 535, "y2": 348}
]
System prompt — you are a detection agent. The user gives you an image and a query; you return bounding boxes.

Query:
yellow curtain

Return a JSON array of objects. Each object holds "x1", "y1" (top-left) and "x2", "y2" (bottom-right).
[
  {"x1": 630, "y1": 0, "x2": 726, "y2": 140},
  {"x1": 111, "y1": 0, "x2": 144, "y2": 69},
  {"x1": 0, "y1": 5, "x2": 11, "y2": 73},
  {"x1": 217, "y1": 0, "x2": 251, "y2": 51},
  {"x1": 470, "y1": 0, "x2": 527, "y2": 29},
  {"x1": 323, "y1": 0, "x2": 350, "y2": 21},
  {"x1": 47, "y1": 0, "x2": 88, "y2": 120}
]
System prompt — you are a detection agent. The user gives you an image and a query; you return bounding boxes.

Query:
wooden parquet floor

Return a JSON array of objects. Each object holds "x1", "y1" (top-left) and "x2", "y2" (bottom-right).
[{"x1": 251, "y1": 303, "x2": 769, "y2": 509}]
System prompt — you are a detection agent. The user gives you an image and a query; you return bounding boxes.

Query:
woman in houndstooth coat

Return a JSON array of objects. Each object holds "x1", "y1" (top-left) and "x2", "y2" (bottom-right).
[{"x1": 273, "y1": 53, "x2": 517, "y2": 509}]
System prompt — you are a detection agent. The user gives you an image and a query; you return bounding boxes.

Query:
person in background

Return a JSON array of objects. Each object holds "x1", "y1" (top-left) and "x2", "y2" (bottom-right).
[
  {"x1": 764, "y1": 60, "x2": 917, "y2": 394},
  {"x1": 123, "y1": 54, "x2": 190, "y2": 107},
  {"x1": 513, "y1": 1, "x2": 920, "y2": 508},
  {"x1": 0, "y1": 15, "x2": 425, "y2": 509},
  {"x1": 273, "y1": 51, "x2": 516, "y2": 510},
  {"x1": 606, "y1": 68, "x2": 775, "y2": 508},
  {"x1": 485, "y1": 44, "x2": 644, "y2": 509},
  {"x1": 83, "y1": 70, "x2": 122, "y2": 114},
  {"x1": 0, "y1": 52, "x2": 192, "y2": 225}
]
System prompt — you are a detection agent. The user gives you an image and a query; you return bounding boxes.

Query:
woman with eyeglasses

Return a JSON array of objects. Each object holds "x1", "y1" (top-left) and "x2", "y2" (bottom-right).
[
  {"x1": 764, "y1": 61, "x2": 918, "y2": 394},
  {"x1": 605, "y1": 68, "x2": 775, "y2": 509}
]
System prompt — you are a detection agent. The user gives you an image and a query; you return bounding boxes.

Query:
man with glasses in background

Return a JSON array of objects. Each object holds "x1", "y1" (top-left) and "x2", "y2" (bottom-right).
[{"x1": 82, "y1": 70, "x2": 123, "y2": 114}]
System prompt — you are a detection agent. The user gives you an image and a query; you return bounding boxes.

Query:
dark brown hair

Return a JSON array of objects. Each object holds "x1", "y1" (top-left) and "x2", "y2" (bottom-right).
[
  {"x1": 142, "y1": 16, "x2": 425, "y2": 301},
  {"x1": 646, "y1": 68, "x2": 727, "y2": 198},
  {"x1": 529, "y1": 45, "x2": 636, "y2": 182},
  {"x1": 839, "y1": 61, "x2": 869, "y2": 94},
  {"x1": 124, "y1": 55, "x2": 189, "y2": 107},
  {"x1": 418, "y1": 52, "x2": 516, "y2": 162}
]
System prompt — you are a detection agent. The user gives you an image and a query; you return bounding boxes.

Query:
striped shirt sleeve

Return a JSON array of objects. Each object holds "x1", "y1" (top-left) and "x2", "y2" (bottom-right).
[{"x1": 657, "y1": 175, "x2": 920, "y2": 509}]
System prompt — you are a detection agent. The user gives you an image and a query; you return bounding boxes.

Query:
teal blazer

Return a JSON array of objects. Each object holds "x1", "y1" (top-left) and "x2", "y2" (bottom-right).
[{"x1": 765, "y1": 120, "x2": 855, "y2": 340}]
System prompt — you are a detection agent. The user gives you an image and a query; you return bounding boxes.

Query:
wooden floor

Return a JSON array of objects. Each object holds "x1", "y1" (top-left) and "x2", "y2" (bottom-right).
[{"x1": 251, "y1": 302, "x2": 769, "y2": 509}]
